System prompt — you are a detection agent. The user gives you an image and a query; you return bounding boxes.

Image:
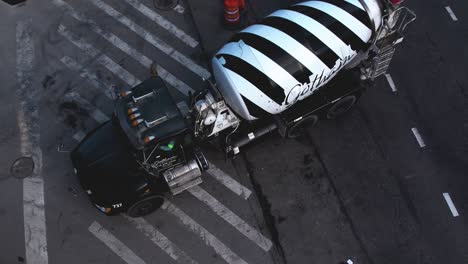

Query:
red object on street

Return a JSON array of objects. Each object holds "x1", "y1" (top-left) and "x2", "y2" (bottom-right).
[
  {"x1": 389, "y1": 0, "x2": 403, "y2": 5},
  {"x1": 238, "y1": 0, "x2": 245, "y2": 9},
  {"x1": 224, "y1": 0, "x2": 241, "y2": 26}
]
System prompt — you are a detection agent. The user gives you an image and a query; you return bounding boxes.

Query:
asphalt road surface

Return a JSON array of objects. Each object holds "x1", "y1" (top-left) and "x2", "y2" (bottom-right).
[{"x1": 0, "y1": 0, "x2": 467, "y2": 264}]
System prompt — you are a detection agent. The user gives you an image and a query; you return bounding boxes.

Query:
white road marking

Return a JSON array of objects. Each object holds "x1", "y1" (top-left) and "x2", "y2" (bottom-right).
[
  {"x1": 122, "y1": 0, "x2": 198, "y2": 48},
  {"x1": 384, "y1": 73, "x2": 397, "y2": 92},
  {"x1": 347, "y1": 260, "x2": 354, "y2": 264},
  {"x1": 88, "y1": 221, "x2": 147, "y2": 264},
  {"x1": 64, "y1": 92, "x2": 109, "y2": 123},
  {"x1": 73, "y1": 131, "x2": 86, "y2": 142},
  {"x1": 52, "y1": 0, "x2": 194, "y2": 96},
  {"x1": 162, "y1": 201, "x2": 249, "y2": 264},
  {"x1": 63, "y1": 92, "x2": 109, "y2": 142},
  {"x1": 411, "y1": 127, "x2": 426, "y2": 148},
  {"x1": 443, "y1": 193, "x2": 459, "y2": 217},
  {"x1": 174, "y1": 4, "x2": 185, "y2": 14},
  {"x1": 16, "y1": 20, "x2": 49, "y2": 264},
  {"x1": 90, "y1": 0, "x2": 211, "y2": 79},
  {"x1": 57, "y1": 24, "x2": 141, "y2": 87},
  {"x1": 123, "y1": 215, "x2": 199, "y2": 264},
  {"x1": 207, "y1": 161, "x2": 252, "y2": 199},
  {"x1": 60, "y1": 56, "x2": 113, "y2": 99},
  {"x1": 188, "y1": 186, "x2": 272, "y2": 251},
  {"x1": 445, "y1": 6, "x2": 458, "y2": 22}
]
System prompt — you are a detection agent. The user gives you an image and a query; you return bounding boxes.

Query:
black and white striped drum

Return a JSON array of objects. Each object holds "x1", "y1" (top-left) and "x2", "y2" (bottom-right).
[{"x1": 212, "y1": 0, "x2": 382, "y2": 121}]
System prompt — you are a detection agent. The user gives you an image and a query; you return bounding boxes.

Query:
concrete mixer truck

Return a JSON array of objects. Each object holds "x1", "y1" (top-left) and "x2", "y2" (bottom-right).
[{"x1": 71, "y1": 0, "x2": 416, "y2": 216}]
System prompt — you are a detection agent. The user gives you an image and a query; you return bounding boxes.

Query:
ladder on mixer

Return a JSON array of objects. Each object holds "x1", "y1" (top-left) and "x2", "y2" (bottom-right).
[{"x1": 367, "y1": 6, "x2": 416, "y2": 79}]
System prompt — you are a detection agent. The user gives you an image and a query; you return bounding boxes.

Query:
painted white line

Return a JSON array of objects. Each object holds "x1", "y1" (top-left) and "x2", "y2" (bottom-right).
[
  {"x1": 16, "y1": 20, "x2": 49, "y2": 264},
  {"x1": 445, "y1": 6, "x2": 458, "y2": 22},
  {"x1": 88, "y1": 221, "x2": 147, "y2": 264},
  {"x1": 162, "y1": 201, "x2": 249, "y2": 264},
  {"x1": 64, "y1": 92, "x2": 109, "y2": 123},
  {"x1": 174, "y1": 4, "x2": 185, "y2": 14},
  {"x1": 207, "y1": 161, "x2": 252, "y2": 200},
  {"x1": 73, "y1": 131, "x2": 86, "y2": 142},
  {"x1": 188, "y1": 186, "x2": 272, "y2": 251},
  {"x1": 51, "y1": 0, "x2": 194, "y2": 96},
  {"x1": 60, "y1": 56, "x2": 113, "y2": 99},
  {"x1": 123, "y1": 215, "x2": 198, "y2": 264},
  {"x1": 122, "y1": 0, "x2": 197, "y2": 48},
  {"x1": 347, "y1": 260, "x2": 354, "y2": 264},
  {"x1": 57, "y1": 24, "x2": 141, "y2": 87},
  {"x1": 411, "y1": 127, "x2": 426, "y2": 148},
  {"x1": 90, "y1": 0, "x2": 211, "y2": 79},
  {"x1": 384, "y1": 73, "x2": 397, "y2": 92},
  {"x1": 443, "y1": 193, "x2": 459, "y2": 217}
]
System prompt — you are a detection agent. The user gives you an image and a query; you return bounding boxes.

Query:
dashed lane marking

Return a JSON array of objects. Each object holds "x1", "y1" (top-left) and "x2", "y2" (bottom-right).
[
  {"x1": 123, "y1": 215, "x2": 199, "y2": 264},
  {"x1": 174, "y1": 4, "x2": 185, "y2": 14},
  {"x1": 384, "y1": 73, "x2": 397, "y2": 92},
  {"x1": 122, "y1": 0, "x2": 198, "y2": 48},
  {"x1": 207, "y1": 161, "x2": 252, "y2": 200},
  {"x1": 443, "y1": 193, "x2": 459, "y2": 217},
  {"x1": 16, "y1": 20, "x2": 49, "y2": 264},
  {"x1": 445, "y1": 6, "x2": 458, "y2": 22},
  {"x1": 162, "y1": 201, "x2": 249, "y2": 264},
  {"x1": 88, "y1": 221, "x2": 147, "y2": 264},
  {"x1": 188, "y1": 186, "x2": 273, "y2": 251},
  {"x1": 411, "y1": 127, "x2": 426, "y2": 148},
  {"x1": 90, "y1": 0, "x2": 211, "y2": 79},
  {"x1": 52, "y1": 0, "x2": 194, "y2": 96},
  {"x1": 57, "y1": 24, "x2": 141, "y2": 87},
  {"x1": 60, "y1": 56, "x2": 113, "y2": 99}
]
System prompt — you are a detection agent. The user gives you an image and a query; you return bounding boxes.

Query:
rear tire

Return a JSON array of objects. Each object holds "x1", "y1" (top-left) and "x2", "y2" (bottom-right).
[
  {"x1": 326, "y1": 95, "x2": 357, "y2": 119},
  {"x1": 287, "y1": 115, "x2": 319, "y2": 139},
  {"x1": 127, "y1": 195, "x2": 165, "y2": 217}
]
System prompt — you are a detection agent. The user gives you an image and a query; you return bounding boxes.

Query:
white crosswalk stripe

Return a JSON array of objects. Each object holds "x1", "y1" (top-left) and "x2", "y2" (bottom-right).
[
  {"x1": 58, "y1": 24, "x2": 141, "y2": 87},
  {"x1": 63, "y1": 92, "x2": 109, "y2": 123},
  {"x1": 60, "y1": 56, "x2": 114, "y2": 99},
  {"x1": 89, "y1": 0, "x2": 211, "y2": 79},
  {"x1": 122, "y1": 0, "x2": 198, "y2": 48},
  {"x1": 89, "y1": 221, "x2": 147, "y2": 264},
  {"x1": 207, "y1": 162, "x2": 252, "y2": 199},
  {"x1": 52, "y1": 0, "x2": 194, "y2": 96},
  {"x1": 123, "y1": 215, "x2": 199, "y2": 264},
  {"x1": 162, "y1": 200, "x2": 249, "y2": 264},
  {"x1": 188, "y1": 185, "x2": 272, "y2": 251}
]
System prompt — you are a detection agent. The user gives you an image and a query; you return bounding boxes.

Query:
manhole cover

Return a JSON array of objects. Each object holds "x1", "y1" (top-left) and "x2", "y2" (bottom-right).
[
  {"x1": 10, "y1": 157, "x2": 35, "y2": 179},
  {"x1": 153, "y1": 0, "x2": 178, "y2": 10}
]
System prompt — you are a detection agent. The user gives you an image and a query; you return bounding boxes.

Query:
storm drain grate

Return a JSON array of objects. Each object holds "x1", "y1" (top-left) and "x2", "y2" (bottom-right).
[
  {"x1": 153, "y1": 0, "x2": 179, "y2": 10},
  {"x1": 10, "y1": 157, "x2": 35, "y2": 179}
]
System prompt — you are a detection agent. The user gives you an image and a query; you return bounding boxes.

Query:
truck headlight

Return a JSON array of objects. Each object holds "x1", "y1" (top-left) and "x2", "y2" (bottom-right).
[{"x1": 94, "y1": 204, "x2": 111, "y2": 214}]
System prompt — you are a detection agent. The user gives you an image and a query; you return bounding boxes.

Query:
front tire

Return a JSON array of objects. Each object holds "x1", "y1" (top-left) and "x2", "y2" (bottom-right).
[
  {"x1": 127, "y1": 195, "x2": 165, "y2": 217},
  {"x1": 326, "y1": 95, "x2": 357, "y2": 119}
]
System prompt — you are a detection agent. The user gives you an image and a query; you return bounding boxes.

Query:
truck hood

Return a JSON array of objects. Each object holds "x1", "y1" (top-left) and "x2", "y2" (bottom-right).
[{"x1": 71, "y1": 119, "x2": 143, "y2": 204}]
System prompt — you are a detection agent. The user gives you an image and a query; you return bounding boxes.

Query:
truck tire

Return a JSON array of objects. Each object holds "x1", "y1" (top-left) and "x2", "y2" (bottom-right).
[
  {"x1": 127, "y1": 195, "x2": 165, "y2": 217},
  {"x1": 287, "y1": 115, "x2": 318, "y2": 139},
  {"x1": 326, "y1": 95, "x2": 357, "y2": 119}
]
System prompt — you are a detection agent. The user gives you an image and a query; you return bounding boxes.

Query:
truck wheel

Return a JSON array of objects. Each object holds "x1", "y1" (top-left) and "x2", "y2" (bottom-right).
[
  {"x1": 127, "y1": 195, "x2": 165, "y2": 217},
  {"x1": 287, "y1": 115, "x2": 318, "y2": 139},
  {"x1": 326, "y1": 95, "x2": 357, "y2": 119}
]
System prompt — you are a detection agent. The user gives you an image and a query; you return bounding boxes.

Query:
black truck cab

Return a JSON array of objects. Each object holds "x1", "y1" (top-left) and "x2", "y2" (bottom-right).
[{"x1": 71, "y1": 77, "x2": 207, "y2": 217}]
